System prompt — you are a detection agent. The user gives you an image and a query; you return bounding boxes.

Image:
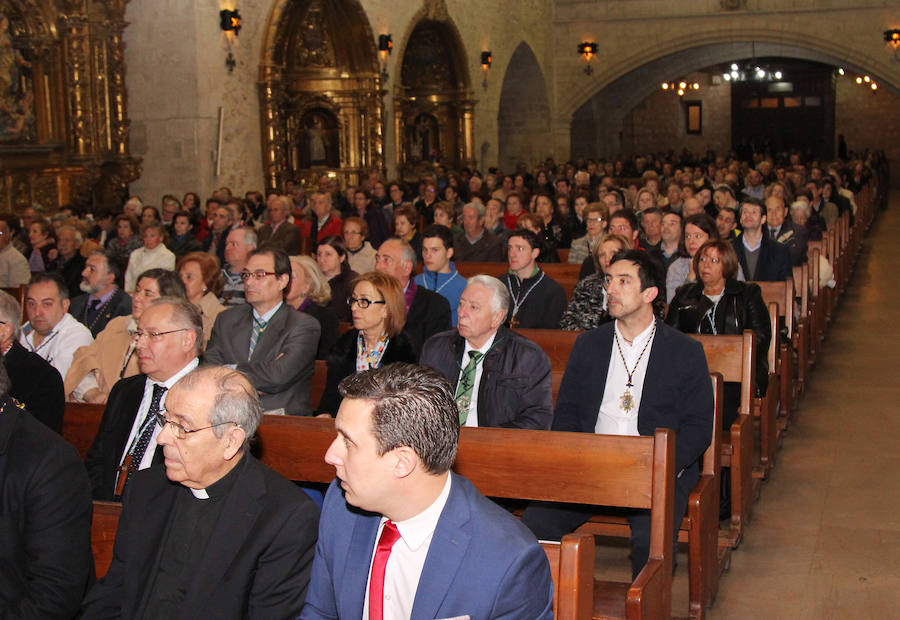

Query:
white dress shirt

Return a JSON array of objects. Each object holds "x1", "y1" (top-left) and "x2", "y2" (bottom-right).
[
  {"x1": 19, "y1": 313, "x2": 93, "y2": 381},
  {"x1": 363, "y1": 473, "x2": 453, "y2": 619},
  {"x1": 459, "y1": 331, "x2": 496, "y2": 428},
  {"x1": 595, "y1": 320, "x2": 657, "y2": 436},
  {"x1": 115, "y1": 357, "x2": 200, "y2": 488}
]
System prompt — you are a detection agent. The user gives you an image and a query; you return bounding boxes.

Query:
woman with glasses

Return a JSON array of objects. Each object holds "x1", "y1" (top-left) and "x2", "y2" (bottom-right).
[
  {"x1": 316, "y1": 235, "x2": 357, "y2": 323},
  {"x1": 665, "y1": 212, "x2": 718, "y2": 304},
  {"x1": 342, "y1": 216, "x2": 376, "y2": 275},
  {"x1": 316, "y1": 272, "x2": 416, "y2": 415},
  {"x1": 567, "y1": 202, "x2": 608, "y2": 265},
  {"x1": 64, "y1": 269, "x2": 186, "y2": 403},
  {"x1": 666, "y1": 238, "x2": 771, "y2": 429}
]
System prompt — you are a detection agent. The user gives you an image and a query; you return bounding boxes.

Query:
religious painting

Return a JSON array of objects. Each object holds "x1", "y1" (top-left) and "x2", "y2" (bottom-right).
[
  {"x1": 685, "y1": 101, "x2": 702, "y2": 134},
  {"x1": 408, "y1": 113, "x2": 440, "y2": 163},
  {"x1": 0, "y1": 10, "x2": 36, "y2": 143},
  {"x1": 297, "y1": 108, "x2": 339, "y2": 169}
]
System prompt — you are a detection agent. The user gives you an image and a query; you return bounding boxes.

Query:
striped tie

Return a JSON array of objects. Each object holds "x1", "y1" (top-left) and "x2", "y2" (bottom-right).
[
  {"x1": 248, "y1": 317, "x2": 267, "y2": 359},
  {"x1": 454, "y1": 351, "x2": 483, "y2": 425}
]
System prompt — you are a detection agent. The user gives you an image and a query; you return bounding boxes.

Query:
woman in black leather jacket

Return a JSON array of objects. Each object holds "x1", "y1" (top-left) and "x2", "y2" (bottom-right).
[{"x1": 666, "y1": 238, "x2": 771, "y2": 429}]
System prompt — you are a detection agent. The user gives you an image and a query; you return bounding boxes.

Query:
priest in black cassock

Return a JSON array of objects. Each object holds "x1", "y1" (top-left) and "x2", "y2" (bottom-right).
[{"x1": 80, "y1": 365, "x2": 319, "y2": 619}]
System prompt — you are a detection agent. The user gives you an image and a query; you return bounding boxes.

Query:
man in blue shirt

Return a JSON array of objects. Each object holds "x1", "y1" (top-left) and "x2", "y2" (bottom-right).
[{"x1": 414, "y1": 225, "x2": 466, "y2": 325}]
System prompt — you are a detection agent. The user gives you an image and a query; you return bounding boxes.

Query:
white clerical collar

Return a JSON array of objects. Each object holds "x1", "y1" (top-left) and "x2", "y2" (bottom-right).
[
  {"x1": 390, "y1": 473, "x2": 452, "y2": 552},
  {"x1": 190, "y1": 488, "x2": 209, "y2": 499}
]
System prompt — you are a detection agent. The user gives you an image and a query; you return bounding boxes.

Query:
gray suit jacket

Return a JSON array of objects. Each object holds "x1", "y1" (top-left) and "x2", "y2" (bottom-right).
[{"x1": 203, "y1": 303, "x2": 320, "y2": 415}]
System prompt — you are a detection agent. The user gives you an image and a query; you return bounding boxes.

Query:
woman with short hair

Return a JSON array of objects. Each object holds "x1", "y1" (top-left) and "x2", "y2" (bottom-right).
[
  {"x1": 316, "y1": 272, "x2": 416, "y2": 414},
  {"x1": 177, "y1": 251, "x2": 225, "y2": 347},
  {"x1": 286, "y1": 255, "x2": 339, "y2": 359}
]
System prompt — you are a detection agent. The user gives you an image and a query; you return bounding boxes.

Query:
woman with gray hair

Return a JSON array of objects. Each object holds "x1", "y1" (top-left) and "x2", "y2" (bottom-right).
[{"x1": 286, "y1": 255, "x2": 339, "y2": 359}]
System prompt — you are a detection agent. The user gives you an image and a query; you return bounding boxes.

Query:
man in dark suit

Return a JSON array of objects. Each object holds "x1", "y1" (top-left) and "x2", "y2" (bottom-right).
[
  {"x1": 204, "y1": 246, "x2": 319, "y2": 415},
  {"x1": 301, "y1": 363, "x2": 553, "y2": 619},
  {"x1": 420, "y1": 275, "x2": 553, "y2": 429},
  {"x1": 0, "y1": 361, "x2": 92, "y2": 619},
  {"x1": 375, "y1": 237, "x2": 451, "y2": 353},
  {"x1": 81, "y1": 365, "x2": 319, "y2": 619},
  {"x1": 0, "y1": 290, "x2": 65, "y2": 432},
  {"x1": 68, "y1": 250, "x2": 132, "y2": 336},
  {"x1": 84, "y1": 297, "x2": 201, "y2": 500},
  {"x1": 732, "y1": 197, "x2": 793, "y2": 281},
  {"x1": 54, "y1": 224, "x2": 86, "y2": 297},
  {"x1": 765, "y1": 195, "x2": 808, "y2": 266},
  {"x1": 522, "y1": 249, "x2": 713, "y2": 578},
  {"x1": 202, "y1": 204, "x2": 233, "y2": 265},
  {"x1": 257, "y1": 194, "x2": 302, "y2": 255}
]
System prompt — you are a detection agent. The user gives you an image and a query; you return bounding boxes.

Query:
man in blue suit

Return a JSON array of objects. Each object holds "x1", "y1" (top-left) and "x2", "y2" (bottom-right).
[{"x1": 301, "y1": 363, "x2": 553, "y2": 620}]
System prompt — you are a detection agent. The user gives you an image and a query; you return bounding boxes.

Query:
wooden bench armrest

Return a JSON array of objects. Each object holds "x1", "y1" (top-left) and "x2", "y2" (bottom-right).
[{"x1": 627, "y1": 557, "x2": 670, "y2": 620}]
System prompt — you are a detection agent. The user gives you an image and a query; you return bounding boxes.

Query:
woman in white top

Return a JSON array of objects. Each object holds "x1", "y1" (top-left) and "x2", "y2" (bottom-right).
[{"x1": 123, "y1": 221, "x2": 175, "y2": 291}]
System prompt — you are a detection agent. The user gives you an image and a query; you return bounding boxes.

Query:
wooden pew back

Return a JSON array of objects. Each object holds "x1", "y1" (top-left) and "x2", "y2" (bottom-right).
[
  {"x1": 689, "y1": 331, "x2": 756, "y2": 416},
  {"x1": 62, "y1": 402, "x2": 105, "y2": 460},
  {"x1": 92, "y1": 500, "x2": 122, "y2": 578}
]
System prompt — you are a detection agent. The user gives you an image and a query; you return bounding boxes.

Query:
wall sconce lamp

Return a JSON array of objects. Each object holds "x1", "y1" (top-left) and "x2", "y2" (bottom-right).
[
  {"x1": 884, "y1": 29, "x2": 900, "y2": 47},
  {"x1": 578, "y1": 42, "x2": 598, "y2": 75},
  {"x1": 378, "y1": 34, "x2": 392, "y2": 82},
  {"x1": 220, "y1": 9, "x2": 242, "y2": 35},
  {"x1": 481, "y1": 51, "x2": 492, "y2": 90}
]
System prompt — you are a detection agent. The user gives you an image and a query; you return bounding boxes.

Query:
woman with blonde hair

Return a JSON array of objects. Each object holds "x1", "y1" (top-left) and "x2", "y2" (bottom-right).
[
  {"x1": 316, "y1": 271, "x2": 416, "y2": 414},
  {"x1": 286, "y1": 255, "x2": 339, "y2": 359},
  {"x1": 559, "y1": 233, "x2": 632, "y2": 331}
]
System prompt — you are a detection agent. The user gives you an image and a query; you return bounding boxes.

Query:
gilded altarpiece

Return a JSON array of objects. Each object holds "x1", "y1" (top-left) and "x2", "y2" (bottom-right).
[
  {"x1": 0, "y1": 0, "x2": 139, "y2": 214},
  {"x1": 395, "y1": 16, "x2": 474, "y2": 181},
  {"x1": 259, "y1": 0, "x2": 383, "y2": 193}
]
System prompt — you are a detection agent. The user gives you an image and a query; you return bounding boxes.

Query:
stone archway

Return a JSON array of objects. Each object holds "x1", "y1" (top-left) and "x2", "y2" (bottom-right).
[
  {"x1": 497, "y1": 41, "x2": 550, "y2": 175},
  {"x1": 394, "y1": 17, "x2": 474, "y2": 179},
  {"x1": 569, "y1": 38, "x2": 900, "y2": 160},
  {"x1": 258, "y1": 0, "x2": 383, "y2": 192}
]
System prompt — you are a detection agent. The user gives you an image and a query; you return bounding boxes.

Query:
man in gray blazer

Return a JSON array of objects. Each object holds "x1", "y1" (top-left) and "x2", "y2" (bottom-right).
[{"x1": 204, "y1": 247, "x2": 320, "y2": 415}]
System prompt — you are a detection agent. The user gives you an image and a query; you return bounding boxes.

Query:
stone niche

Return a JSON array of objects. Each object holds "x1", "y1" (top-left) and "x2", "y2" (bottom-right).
[
  {"x1": 0, "y1": 0, "x2": 140, "y2": 215},
  {"x1": 259, "y1": 0, "x2": 384, "y2": 193}
]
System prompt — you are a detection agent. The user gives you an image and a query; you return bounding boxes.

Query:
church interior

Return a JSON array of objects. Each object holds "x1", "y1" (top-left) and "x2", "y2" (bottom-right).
[{"x1": 1, "y1": 0, "x2": 899, "y2": 618}]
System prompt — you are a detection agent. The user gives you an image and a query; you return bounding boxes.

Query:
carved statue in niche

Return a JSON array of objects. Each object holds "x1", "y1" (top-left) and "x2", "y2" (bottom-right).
[
  {"x1": 294, "y1": 0, "x2": 335, "y2": 68},
  {"x1": 298, "y1": 108, "x2": 339, "y2": 169},
  {"x1": 0, "y1": 11, "x2": 35, "y2": 143},
  {"x1": 409, "y1": 113, "x2": 439, "y2": 163}
]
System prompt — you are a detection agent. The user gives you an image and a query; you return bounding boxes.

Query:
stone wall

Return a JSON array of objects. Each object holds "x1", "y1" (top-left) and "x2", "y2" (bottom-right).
[
  {"x1": 835, "y1": 74, "x2": 900, "y2": 167},
  {"x1": 620, "y1": 72, "x2": 731, "y2": 158}
]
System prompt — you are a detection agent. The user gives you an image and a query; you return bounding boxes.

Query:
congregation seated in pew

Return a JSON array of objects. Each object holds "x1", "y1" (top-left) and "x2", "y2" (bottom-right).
[
  {"x1": 420, "y1": 275, "x2": 553, "y2": 430},
  {"x1": 80, "y1": 366, "x2": 319, "y2": 619},
  {"x1": 522, "y1": 249, "x2": 714, "y2": 578},
  {"x1": 204, "y1": 246, "x2": 320, "y2": 416}
]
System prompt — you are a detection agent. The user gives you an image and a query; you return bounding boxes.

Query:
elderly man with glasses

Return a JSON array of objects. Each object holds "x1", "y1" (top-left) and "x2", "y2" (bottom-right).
[
  {"x1": 81, "y1": 365, "x2": 319, "y2": 619},
  {"x1": 84, "y1": 296, "x2": 201, "y2": 500},
  {"x1": 203, "y1": 246, "x2": 320, "y2": 416}
]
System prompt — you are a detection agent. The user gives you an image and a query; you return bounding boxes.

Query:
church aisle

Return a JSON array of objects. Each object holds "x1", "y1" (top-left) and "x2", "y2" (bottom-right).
[{"x1": 707, "y1": 189, "x2": 900, "y2": 619}]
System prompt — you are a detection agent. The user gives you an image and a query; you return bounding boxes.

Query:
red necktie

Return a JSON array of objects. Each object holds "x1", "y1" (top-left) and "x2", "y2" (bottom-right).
[{"x1": 368, "y1": 520, "x2": 401, "y2": 620}]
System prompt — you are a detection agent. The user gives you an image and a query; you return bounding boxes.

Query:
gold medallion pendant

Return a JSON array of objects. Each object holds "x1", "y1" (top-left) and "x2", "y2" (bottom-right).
[{"x1": 620, "y1": 389, "x2": 634, "y2": 412}]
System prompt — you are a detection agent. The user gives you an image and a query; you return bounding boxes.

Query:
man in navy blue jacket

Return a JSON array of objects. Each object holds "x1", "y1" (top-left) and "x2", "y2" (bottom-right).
[{"x1": 522, "y1": 249, "x2": 713, "y2": 578}]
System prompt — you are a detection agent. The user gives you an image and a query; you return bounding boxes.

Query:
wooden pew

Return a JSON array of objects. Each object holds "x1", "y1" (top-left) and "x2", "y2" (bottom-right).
[
  {"x1": 576, "y1": 374, "x2": 725, "y2": 619},
  {"x1": 257, "y1": 416, "x2": 677, "y2": 620},
  {"x1": 62, "y1": 402, "x2": 105, "y2": 459},
  {"x1": 92, "y1": 500, "x2": 122, "y2": 578},
  {"x1": 755, "y1": 279, "x2": 794, "y2": 431},
  {"x1": 513, "y1": 328, "x2": 581, "y2": 404},
  {"x1": 791, "y1": 263, "x2": 810, "y2": 396},
  {"x1": 690, "y1": 332, "x2": 756, "y2": 549}
]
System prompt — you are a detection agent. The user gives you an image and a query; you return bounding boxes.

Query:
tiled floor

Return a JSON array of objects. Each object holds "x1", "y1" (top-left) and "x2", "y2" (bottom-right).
[{"x1": 702, "y1": 192, "x2": 900, "y2": 619}]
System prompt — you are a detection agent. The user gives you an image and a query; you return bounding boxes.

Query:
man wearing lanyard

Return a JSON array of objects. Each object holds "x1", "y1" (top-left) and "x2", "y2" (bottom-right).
[
  {"x1": 499, "y1": 229, "x2": 566, "y2": 329},
  {"x1": 84, "y1": 297, "x2": 201, "y2": 500},
  {"x1": 19, "y1": 272, "x2": 93, "y2": 380},
  {"x1": 414, "y1": 224, "x2": 466, "y2": 325}
]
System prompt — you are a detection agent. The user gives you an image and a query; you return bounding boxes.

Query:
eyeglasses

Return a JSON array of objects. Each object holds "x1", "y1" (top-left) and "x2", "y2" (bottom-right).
[
  {"x1": 240, "y1": 270, "x2": 277, "y2": 282},
  {"x1": 586, "y1": 217, "x2": 604, "y2": 223},
  {"x1": 155, "y1": 412, "x2": 238, "y2": 440},
  {"x1": 347, "y1": 296, "x2": 386, "y2": 309},
  {"x1": 132, "y1": 328, "x2": 189, "y2": 342}
]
